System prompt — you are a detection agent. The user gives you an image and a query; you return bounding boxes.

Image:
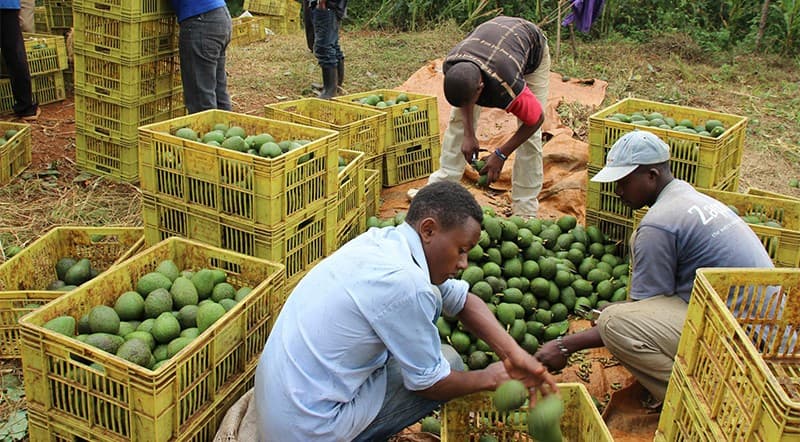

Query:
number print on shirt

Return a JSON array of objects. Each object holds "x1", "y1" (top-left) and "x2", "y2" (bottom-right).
[{"x1": 687, "y1": 203, "x2": 734, "y2": 225}]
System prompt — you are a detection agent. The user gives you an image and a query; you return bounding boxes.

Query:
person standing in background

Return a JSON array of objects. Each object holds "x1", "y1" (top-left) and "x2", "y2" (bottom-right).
[
  {"x1": 309, "y1": 0, "x2": 346, "y2": 99},
  {"x1": 418, "y1": 16, "x2": 550, "y2": 218},
  {"x1": 1, "y1": 0, "x2": 40, "y2": 120},
  {"x1": 171, "y1": 1, "x2": 232, "y2": 113},
  {"x1": 18, "y1": 0, "x2": 33, "y2": 32}
]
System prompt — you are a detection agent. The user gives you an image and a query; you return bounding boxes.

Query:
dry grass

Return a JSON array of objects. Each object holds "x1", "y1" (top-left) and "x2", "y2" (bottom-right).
[{"x1": 0, "y1": 161, "x2": 142, "y2": 254}]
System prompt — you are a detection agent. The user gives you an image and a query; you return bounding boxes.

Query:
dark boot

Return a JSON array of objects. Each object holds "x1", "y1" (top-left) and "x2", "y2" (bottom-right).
[
  {"x1": 319, "y1": 65, "x2": 338, "y2": 99},
  {"x1": 337, "y1": 58, "x2": 344, "y2": 87}
]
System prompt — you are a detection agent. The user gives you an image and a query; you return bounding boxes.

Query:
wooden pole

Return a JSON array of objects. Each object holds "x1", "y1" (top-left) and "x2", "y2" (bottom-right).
[
  {"x1": 570, "y1": 23, "x2": 577, "y2": 58},
  {"x1": 755, "y1": 0, "x2": 771, "y2": 51}
]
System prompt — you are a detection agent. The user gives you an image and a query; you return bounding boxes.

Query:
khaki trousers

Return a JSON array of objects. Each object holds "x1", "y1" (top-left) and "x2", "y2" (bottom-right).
[
  {"x1": 596, "y1": 295, "x2": 688, "y2": 401},
  {"x1": 428, "y1": 44, "x2": 551, "y2": 217}
]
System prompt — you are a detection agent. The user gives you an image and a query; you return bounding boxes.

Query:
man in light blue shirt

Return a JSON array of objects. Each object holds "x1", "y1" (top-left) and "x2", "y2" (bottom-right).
[
  {"x1": 254, "y1": 181, "x2": 558, "y2": 441},
  {"x1": 535, "y1": 130, "x2": 773, "y2": 405}
]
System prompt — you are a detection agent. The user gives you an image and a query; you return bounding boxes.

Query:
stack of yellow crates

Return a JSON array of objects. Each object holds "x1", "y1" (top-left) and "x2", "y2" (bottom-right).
[{"x1": 243, "y1": 0, "x2": 302, "y2": 34}]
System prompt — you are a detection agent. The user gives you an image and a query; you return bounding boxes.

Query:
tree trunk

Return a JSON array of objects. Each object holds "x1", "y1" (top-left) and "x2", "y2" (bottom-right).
[{"x1": 755, "y1": 0, "x2": 771, "y2": 51}]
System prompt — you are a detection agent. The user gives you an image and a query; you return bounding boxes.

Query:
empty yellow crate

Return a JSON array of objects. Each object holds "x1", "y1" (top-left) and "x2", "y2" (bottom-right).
[
  {"x1": 139, "y1": 109, "x2": 340, "y2": 227},
  {"x1": 589, "y1": 97, "x2": 746, "y2": 189},
  {"x1": 365, "y1": 168, "x2": 380, "y2": 219},
  {"x1": 671, "y1": 268, "x2": 800, "y2": 441},
  {"x1": 230, "y1": 15, "x2": 270, "y2": 47},
  {"x1": 335, "y1": 89, "x2": 440, "y2": 149},
  {"x1": 0, "y1": 70, "x2": 67, "y2": 114},
  {"x1": 34, "y1": 5, "x2": 50, "y2": 32},
  {"x1": 337, "y1": 149, "x2": 366, "y2": 225},
  {"x1": 74, "y1": 50, "x2": 181, "y2": 102},
  {"x1": 20, "y1": 237, "x2": 284, "y2": 442},
  {"x1": 0, "y1": 121, "x2": 31, "y2": 186},
  {"x1": 383, "y1": 134, "x2": 440, "y2": 187},
  {"x1": 633, "y1": 188, "x2": 800, "y2": 267},
  {"x1": 142, "y1": 196, "x2": 335, "y2": 289},
  {"x1": 441, "y1": 383, "x2": 613, "y2": 441},
  {"x1": 656, "y1": 363, "x2": 728, "y2": 441},
  {"x1": 72, "y1": 11, "x2": 178, "y2": 63}
]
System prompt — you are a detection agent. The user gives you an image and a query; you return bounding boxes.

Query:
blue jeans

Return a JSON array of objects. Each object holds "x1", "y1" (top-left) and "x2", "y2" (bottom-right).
[
  {"x1": 178, "y1": 6, "x2": 232, "y2": 113},
  {"x1": 311, "y1": 7, "x2": 343, "y2": 67},
  {"x1": 352, "y1": 345, "x2": 464, "y2": 442}
]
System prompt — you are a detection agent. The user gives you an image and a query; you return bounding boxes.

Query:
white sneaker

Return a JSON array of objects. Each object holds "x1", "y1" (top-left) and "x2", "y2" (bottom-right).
[{"x1": 406, "y1": 188, "x2": 419, "y2": 201}]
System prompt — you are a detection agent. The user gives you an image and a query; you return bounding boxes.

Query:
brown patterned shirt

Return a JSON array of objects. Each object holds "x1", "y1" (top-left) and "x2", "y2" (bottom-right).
[{"x1": 443, "y1": 16, "x2": 547, "y2": 110}]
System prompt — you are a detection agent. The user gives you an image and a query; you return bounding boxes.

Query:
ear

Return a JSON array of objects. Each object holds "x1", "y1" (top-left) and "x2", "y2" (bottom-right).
[{"x1": 418, "y1": 217, "x2": 440, "y2": 244}]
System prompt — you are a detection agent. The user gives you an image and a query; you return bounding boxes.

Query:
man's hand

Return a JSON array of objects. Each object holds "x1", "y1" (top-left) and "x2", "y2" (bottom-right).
[
  {"x1": 461, "y1": 135, "x2": 480, "y2": 163},
  {"x1": 534, "y1": 340, "x2": 570, "y2": 372},
  {"x1": 480, "y1": 151, "x2": 505, "y2": 184},
  {"x1": 502, "y1": 349, "x2": 559, "y2": 401},
  {"x1": 316, "y1": 0, "x2": 327, "y2": 9}
]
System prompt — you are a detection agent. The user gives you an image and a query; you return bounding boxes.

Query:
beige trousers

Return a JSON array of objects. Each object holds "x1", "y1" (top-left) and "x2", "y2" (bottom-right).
[
  {"x1": 428, "y1": 44, "x2": 551, "y2": 217},
  {"x1": 19, "y1": 0, "x2": 35, "y2": 33},
  {"x1": 596, "y1": 295, "x2": 688, "y2": 401}
]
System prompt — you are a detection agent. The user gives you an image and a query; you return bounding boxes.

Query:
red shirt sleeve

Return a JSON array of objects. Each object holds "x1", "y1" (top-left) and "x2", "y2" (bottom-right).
[{"x1": 504, "y1": 86, "x2": 543, "y2": 126}]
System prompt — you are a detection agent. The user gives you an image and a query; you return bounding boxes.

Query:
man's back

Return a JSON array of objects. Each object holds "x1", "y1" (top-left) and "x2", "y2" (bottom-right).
[{"x1": 632, "y1": 179, "x2": 773, "y2": 301}]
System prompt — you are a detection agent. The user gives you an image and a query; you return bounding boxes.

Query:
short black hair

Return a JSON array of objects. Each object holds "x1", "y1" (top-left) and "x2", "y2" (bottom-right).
[
  {"x1": 406, "y1": 181, "x2": 483, "y2": 230},
  {"x1": 443, "y1": 62, "x2": 481, "y2": 107}
]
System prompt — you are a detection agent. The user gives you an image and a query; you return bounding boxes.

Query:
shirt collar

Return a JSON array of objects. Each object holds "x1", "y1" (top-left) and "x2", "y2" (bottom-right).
[{"x1": 397, "y1": 222, "x2": 432, "y2": 284}]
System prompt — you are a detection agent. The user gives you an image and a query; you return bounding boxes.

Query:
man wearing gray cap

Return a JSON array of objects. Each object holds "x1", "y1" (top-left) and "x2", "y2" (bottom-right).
[{"x1": 534, "y1": 130, "x2": 773, "y2": 407}]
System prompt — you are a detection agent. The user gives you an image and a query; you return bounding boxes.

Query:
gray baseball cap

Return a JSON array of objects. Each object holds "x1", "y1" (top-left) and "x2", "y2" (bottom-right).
[{"x1": 591, "y1": 130, "x2": 670, "y2": 183}]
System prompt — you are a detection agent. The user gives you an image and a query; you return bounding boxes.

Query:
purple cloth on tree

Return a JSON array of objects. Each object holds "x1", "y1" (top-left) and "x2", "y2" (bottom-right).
[{"x1": 562, "y1": 0, "x2": 606, "y2": 33}]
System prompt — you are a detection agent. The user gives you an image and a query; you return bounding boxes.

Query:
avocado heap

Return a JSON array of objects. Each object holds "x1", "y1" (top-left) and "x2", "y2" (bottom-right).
[
  {"x1": 606, "y1": 111, "x2": 727, "y2": 138},
  {"x1": 351, "y1": 92, "x2": 420, "y2": 114},
  {"x1": 47, "y1": 257, "x2": 101, "y2": 291},
  {"x1": 172, "y1": 124, "x2": 314, "y2": 162},
  {"x1": 0, "y1": 128, "x2": 18, "y2": 146},
  {"x1": 42, "y1": 259, "x2": 254, "y2": 371},
  {"x1": 366, "y1": 209, "x2": 630, "y2": 369}
]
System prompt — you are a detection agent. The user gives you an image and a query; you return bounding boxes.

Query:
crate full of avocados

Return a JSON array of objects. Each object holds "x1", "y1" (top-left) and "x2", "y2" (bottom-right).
[
  {"x1": 138, "y1": 109, "x2": 340, "y2": 227},
  {"x1": 0, "y1": 226, "x2": 144, "y2": 360},
  {"x1": 589, "y1": 97, "x2": 747, "y2": 190},
  {"x1": 19, "y1": 237, "x2": 284, "y2": 442}
]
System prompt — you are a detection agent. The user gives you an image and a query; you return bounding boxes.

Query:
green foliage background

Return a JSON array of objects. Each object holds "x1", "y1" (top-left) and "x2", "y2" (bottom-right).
[{"x1": 228, "y1": 0, "x2": 799, "y2": 56}]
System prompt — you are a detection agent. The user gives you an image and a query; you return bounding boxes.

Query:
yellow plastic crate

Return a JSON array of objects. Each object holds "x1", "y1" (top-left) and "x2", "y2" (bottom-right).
[
  {"x1": 441, "y1": 383, "x2": 613, "y2": 441},
  {"x1": 0, "y1": 227, "x2": 144, "y2": 360},
  {"x1": 74, "y1": 50, "x2": 181, "y2": 103},
  {"x1": 589, "y1": 98, "x2": 746, "y2": 189},
  {"x1": 138, "y1": 109, "x2": 340, "y2": 227},
  {"x1": 44, "y1": 0, "x2": 73, "y2": 30},
  {"x1": 585, "y1": 209, "x2": 633, "y2": 258},
  {"x1": 141, "y1": 196, "x2": 335, "y2": 288},
  {"x1": 633, "y1": 189, "x2": 800, "y2": 267},
  {"x1": 365, "y1": 168, "x2": 380, "y2": 219},
  {"x1": 0, "y1": 121, "x2": 31, "y2": 186},
  {"x1": 265, "y1": 98, "x2": 387, "y2": 161},
  {"x1": 383, "y1": 134, "x2": 440, "y2": 187},
  {"x1": 72, "y1": 0, "x2": 173, "y2": 21},
  {"x1": 20, "y1": 237, "x2": 284, "y2": 442},
  {"x1": 72, "y1": 11, "x2": 178, "y2": 63},
  {"x1": 243, "y1": 0, "x2": 286, "y2": 15},
  {"x1": 336, "y1": 207, "x2": 366, "y2": 249},
  {"x1": 337, "y1": 149, "x2": 366, "y2": 225},
  {"x1": 0, "y1": 70, "x2": 67, "y2": 114},
  {"x1": 34, "y1": 6, "x2": 50, "y2": 32},
  {"x1": 0, "y1": 32, "x2": 68, "y2": 77},
  {"x1": 656, "y1": 363, "x2": 727, "y2": 441},
  {"x1": 75, "y1": 128, "x2": 143, "y2": 183},
  {"x1": 75, "y1": 88, "x2": 185, "y2": 142},
  {"x1": 335, "y1": 89, "x2": 440, "y2": 149},
  {"x1": 28, "y1": 366, "x2": 256, "y2": 442},
  {"x1": 230, "y1": 15, "x2": 270, "y2": 47},
  {"x1": 747, "y1": 187, "x2": 800, "y2": 202},
  {"x1": 667, "y1": 268, "x2": 800, "y2": 441}
]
